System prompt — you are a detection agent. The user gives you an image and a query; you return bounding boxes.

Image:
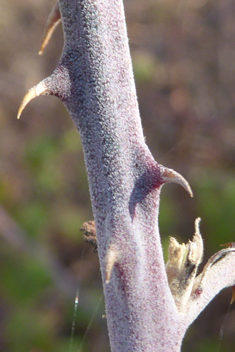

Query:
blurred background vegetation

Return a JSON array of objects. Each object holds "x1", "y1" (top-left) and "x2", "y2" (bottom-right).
[{"x1": 1, "y1": 0, "x2": 235, "y2": 351}]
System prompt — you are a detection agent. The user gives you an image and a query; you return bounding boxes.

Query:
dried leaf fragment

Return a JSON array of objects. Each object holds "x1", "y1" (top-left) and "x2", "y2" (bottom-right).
[
  {"x1": 80, "y1": 220, "x2": 97, "y2": 252},
  {"x1": 166, "y1": 218, "x2": 203, "y2": 311}
]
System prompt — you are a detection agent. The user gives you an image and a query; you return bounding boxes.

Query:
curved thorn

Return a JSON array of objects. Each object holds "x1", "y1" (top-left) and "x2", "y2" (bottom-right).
[
  {"x1": 221, "y1": 242, "x2": 235, "y2": 248},
  {"x1": 160, "y1": 166, "x2": 193, "y2": 197},
  {"x1": 38, "y1": 1, "x2": 61, "y2": 55},
  {"x1": 105, "y1": 248, "x2": 118, "y2": 284},
  {"x1": 17, "y1": 81, "x2": 49, "y2": 119}
]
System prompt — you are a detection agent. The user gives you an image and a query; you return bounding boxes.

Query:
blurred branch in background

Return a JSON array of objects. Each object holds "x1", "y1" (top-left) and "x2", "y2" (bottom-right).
[{"x1": 0, "y1": 205, "x2": 77, "y2": 298}]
